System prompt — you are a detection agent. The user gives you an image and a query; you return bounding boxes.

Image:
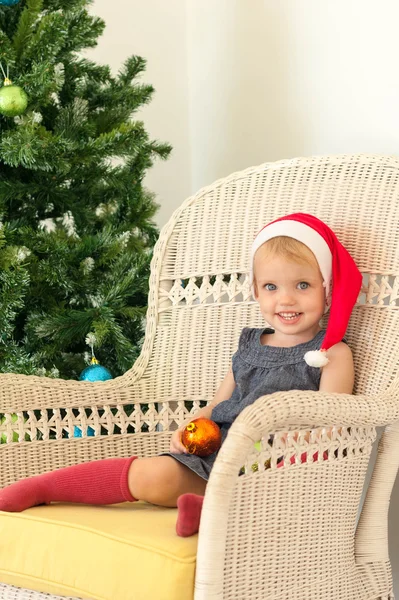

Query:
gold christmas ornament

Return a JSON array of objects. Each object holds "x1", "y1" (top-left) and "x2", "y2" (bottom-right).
[{"x1": 182, "y1": 417, "x2": 222, "y2": 457}]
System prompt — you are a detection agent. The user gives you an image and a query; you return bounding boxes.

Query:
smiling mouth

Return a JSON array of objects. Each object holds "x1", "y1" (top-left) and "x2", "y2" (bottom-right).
[{"x1": 276, "y1": 312, "x2": 302, "y2": 321}]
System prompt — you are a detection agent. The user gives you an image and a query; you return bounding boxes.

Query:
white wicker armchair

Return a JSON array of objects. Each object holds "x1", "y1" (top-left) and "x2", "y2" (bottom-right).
[{"x1": 1, "y1": 154, "x2": 399, "y2": 600}]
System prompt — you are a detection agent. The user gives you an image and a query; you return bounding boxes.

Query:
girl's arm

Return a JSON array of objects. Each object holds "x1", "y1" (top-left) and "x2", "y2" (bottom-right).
[
  {"x1": 170, "y1": 367, "x2": 236, "y2": 453},
  {"x1": 319, "y1": 341, "x2": 354, "y2": 394},
  {"x1": 286, "y1": 342, "x2": 354, "y2": 445},
  {"x1": 193, "y1": 367, "x2": 236, "y2": 421}
]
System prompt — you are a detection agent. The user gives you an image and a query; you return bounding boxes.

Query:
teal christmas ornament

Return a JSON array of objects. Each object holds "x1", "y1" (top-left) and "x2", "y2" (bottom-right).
[
  {"x1": 79, "y1": 357, "x2": 113, "y2": 382},
  {"x1": 74, "y1": 425, "x2": 95, "y2": 437},
  {"x1": 79, "y1": 333, "x2": 112, "y2": 381},
  {"x1": 0, "y1": 0, "x2": 21, "y2": 5}
]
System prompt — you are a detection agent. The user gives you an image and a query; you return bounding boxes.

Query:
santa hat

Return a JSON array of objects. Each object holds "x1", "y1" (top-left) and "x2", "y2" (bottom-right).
[{"x1": 250, "y1": 213, "x2": 362, "y2": 367}]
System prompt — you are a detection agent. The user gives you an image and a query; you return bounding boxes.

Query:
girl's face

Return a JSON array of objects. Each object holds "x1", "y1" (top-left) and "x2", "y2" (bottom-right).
[{"x1": 253, "y1": 253, "x2": 326, "y2": 343}]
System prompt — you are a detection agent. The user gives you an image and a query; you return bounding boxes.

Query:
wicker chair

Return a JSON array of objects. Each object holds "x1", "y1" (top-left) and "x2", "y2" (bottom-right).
[{"x1": 1, "y1": 154, "x2": 399, "y2": 600}]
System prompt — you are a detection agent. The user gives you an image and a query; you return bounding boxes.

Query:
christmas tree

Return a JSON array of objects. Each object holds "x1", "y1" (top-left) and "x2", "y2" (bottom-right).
[{"x1": 0, "y1": 0, "x2": 171, "y2": 379}]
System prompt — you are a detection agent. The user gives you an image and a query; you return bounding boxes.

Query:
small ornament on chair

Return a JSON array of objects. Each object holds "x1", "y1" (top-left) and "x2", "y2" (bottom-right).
[{"x1": 78, "y1": 333, "x2": 113, "y2": 382}]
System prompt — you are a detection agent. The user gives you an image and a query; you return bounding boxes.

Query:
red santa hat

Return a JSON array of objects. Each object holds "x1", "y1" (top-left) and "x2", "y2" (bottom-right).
[{"x1": 250, "y1": 213, "x2": 362, "y2": 367}]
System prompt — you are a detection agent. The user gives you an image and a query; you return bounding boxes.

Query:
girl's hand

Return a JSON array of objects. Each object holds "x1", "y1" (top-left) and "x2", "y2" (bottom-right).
[{"x1": 169, "y1": 426, "x2": 188, "y2": 454}]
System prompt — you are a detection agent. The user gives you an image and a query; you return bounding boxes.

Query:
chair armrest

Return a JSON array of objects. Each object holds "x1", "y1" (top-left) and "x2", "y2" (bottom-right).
[
  {"x1": 0, "y1": 371, "x2": 152, "y2": 413},
  {"x1": 0, "y1": 371, "x2": 174, "y2": 485},
  {"x1": 195, "y1": 388, "x2": 399, "y2": 600}
]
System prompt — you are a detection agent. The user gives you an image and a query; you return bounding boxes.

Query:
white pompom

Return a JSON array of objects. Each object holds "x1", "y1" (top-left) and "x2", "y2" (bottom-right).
[{"x1": 304, "y1": 350, "x2": 329, "y2": 368}]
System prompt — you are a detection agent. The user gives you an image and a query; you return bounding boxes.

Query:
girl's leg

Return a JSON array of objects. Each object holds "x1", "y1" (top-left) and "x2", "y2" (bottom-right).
[
  {"x1": 128, "y1": 456, "x2": 206, "y2": 507},
  {"x1": 0, "y1": 457, "x2": 137, "y2": 512},
  {"x1": 128, "y1": 457, "x2": 206, "y2": 537},
  {"x1": 0, "y1": 455, "x2": 205, "y2": 513}
]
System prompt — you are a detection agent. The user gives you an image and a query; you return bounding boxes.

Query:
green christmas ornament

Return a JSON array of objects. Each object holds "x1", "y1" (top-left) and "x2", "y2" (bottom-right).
[
  {"x1": 0, "y1": 77, "x2": 28, "y2": 117},
  {"x1": 0, "y1": 413, "x2": 19, "y2": 443}
]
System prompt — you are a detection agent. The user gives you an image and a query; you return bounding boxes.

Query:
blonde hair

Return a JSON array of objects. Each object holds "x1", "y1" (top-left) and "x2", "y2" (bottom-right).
[{"x1": 254, "y1": 236, "x2": 321, "y2": 274}]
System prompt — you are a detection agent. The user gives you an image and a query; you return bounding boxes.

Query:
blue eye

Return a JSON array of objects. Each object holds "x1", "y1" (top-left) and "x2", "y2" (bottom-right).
[{"x1": 263, "y1": 281, "x2": 310, "y2": 292}]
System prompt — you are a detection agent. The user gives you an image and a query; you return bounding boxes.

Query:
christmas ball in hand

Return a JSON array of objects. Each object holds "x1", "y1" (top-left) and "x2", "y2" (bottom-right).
[
  {"x1": 182, "y1": 417, "x2": 222, "y2": 457},
  {"x1": 0, "y1": 82, "x2": 28, "y2": 117}
]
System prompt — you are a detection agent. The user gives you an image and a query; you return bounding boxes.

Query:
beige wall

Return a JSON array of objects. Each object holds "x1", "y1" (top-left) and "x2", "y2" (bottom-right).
[{"x1": 90, "y1": 0, "x2": 399, "y2": 590}]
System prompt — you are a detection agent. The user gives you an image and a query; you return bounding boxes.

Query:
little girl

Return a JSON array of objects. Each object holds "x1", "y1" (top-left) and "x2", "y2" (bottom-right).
[{"x1": 0, "y1": 213, "x2": 362, "y2": 537}]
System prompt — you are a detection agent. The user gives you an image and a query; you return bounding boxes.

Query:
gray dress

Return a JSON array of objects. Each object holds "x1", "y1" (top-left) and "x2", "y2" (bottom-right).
[{"x1": 166, "y1": 326, "x2": 333, "y2": 481}]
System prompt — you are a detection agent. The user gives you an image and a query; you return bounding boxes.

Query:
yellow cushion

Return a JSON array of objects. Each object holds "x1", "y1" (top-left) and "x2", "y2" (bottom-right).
[{"x1": 0, "y1": 501, "x2": 197, "y2": 600}]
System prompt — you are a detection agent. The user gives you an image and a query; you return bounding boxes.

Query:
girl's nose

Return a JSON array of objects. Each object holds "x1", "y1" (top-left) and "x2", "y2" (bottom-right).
[{"x1": 278, "y1": 294, "x2": 297, "y2": 306}]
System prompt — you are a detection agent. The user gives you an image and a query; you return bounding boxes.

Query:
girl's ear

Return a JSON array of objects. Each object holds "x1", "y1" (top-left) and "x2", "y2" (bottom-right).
[{"x1": 253, "y1": 279, "x2": 259, "y2": 300}]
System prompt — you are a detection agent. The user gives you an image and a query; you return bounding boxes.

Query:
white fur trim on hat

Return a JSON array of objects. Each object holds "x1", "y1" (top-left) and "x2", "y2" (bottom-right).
[
  {"x1": 304, "y1": 350, "x2": 329, "y2": 368},
  {"x1": 250, "y1": 220, "x2": 333, "y2": 299}
]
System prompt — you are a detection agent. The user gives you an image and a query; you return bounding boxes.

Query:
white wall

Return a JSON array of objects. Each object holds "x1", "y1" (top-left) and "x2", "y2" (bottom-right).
[
  {"x1": 90, "y1": 0, "x2": 399, "y2": 590},
  {"x1": 91, "y1": 0, "x2": 399, "y2": 229},
  {"x1": 186, "y1": 1, "x2": 399, "y2": 192},
  {"x1": 89, "y1": 0, "x2": 191, "y2": 227}
]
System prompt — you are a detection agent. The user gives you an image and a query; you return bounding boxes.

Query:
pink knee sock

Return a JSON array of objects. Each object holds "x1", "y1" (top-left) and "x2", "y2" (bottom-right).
[
  {"x1": 176, "y1": 493, "x2": 204, "y2": 537},
  {"x1": 0, "y1": 456, "x2": 137, "y2": 512}
]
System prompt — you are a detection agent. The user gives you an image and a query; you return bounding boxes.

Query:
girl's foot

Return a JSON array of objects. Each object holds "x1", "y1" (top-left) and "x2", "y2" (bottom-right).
[{"x1": 176, "y1": 493, "x2": 204, "y2": 537}]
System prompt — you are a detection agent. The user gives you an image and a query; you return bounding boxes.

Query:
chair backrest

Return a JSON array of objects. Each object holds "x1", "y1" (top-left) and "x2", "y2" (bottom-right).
[
  {"x1": 131, "y1": 154, "x2": 399, "y2": 419},
  {"x1": 144, "y1": 153, "x2": 399, "y2": 600}
]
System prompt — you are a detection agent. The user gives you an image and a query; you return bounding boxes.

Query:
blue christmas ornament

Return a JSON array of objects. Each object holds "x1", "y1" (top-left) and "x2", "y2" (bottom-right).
[
  {"x1": 74, "y1": 426, "x2": 95, "y2": 437},
  {"x1": 0, "y1": 0, "x2": 21, "y2": 6},
  {"x1": 79, "y1": 358, "x2": 113, "y2": 382},
  {"x1": 79, "y1": 333, "x2": 113, "y2": 381}
]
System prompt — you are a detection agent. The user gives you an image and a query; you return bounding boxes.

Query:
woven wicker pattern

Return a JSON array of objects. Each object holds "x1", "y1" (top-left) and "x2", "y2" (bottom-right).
[
  {"x1": 1, "y1": 154, "x2": 399, "y2": 600},
  {"x1": 0, "y1": 583, "x2": 81, "y2": 600}
]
